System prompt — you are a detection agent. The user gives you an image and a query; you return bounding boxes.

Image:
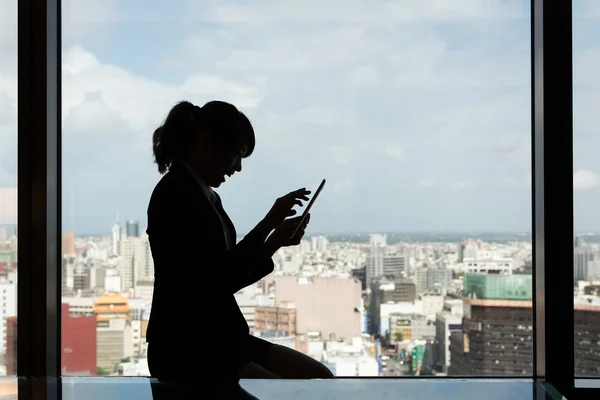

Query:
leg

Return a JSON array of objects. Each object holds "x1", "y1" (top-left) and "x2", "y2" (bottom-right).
[
  {"x1": 238, "y1": 361, "x2": 281, "y2": 379},
  {"x1": 257, "y1": 344, "x2": 335, "y2": 379}
]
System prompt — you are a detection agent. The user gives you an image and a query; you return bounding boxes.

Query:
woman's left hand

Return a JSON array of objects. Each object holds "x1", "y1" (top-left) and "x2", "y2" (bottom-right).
[{"x1": 266, "y1": 214, "x2": 310, "y2": 251}]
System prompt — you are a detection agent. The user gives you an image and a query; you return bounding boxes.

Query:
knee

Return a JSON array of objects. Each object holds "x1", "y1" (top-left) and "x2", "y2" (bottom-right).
[{"x1": 316, "y1": 363, "x2": 335, "y2": 379}]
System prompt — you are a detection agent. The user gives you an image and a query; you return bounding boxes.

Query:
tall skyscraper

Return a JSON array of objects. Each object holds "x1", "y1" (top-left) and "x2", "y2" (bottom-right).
[
  {"x1": 112, "y1": 212, "x2": 121, "y2": 256},
  {"x1": 119, "y1": 235, "x2": 153, "y2": 291},
  {"x1": 369, "y1": 234, "x2": 387, "y2": 247},
  {"x1": 126, "y1": 220, "x2": 139, "y2": 238}
]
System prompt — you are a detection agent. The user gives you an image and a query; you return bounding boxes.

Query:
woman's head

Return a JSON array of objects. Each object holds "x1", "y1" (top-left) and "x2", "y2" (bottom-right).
[{"x1": 152, "y1": 100, "x2": 255, "y2": 187}]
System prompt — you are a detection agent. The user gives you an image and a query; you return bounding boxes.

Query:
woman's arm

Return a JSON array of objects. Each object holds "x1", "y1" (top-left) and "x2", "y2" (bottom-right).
[{"x1": 149, "y1": 181, "x2": 275, "y2": 294}]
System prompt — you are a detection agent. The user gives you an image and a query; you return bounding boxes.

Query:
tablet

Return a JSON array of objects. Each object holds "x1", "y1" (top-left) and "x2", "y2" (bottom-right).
[{"x1": 291, "y1": 179, "x2": 326, "y2": 238}]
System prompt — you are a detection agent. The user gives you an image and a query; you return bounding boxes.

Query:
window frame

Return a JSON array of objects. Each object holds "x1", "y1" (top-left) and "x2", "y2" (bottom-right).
[
  {"x1": 14, "y1": 0, "x2": 598, "y2": 399},
  {"x1": 17, "y1": 0, "x2": 62, "y2": 398}
]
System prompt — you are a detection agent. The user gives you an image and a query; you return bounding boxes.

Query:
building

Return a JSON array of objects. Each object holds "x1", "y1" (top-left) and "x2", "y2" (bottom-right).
[
  {"x1": 574, "y1": 303, "x2": 600, "y2": 376},
  {"x1": 311, "y1": 236, "x2": 329, "y2": 252},
  {"x1": 367, "y1": 246, "x2": 406, "y2": 286},
  {"x1": 462, "y1": 259, "x2": 513, "y2": 275},
  {"x1": 366, "y1": 246, "x2": 385, "y2": 287},
  {"x1": 0, "y1": 271, "x2": 17, "y2": 354},
  {"x1": 125, "y1": 220, "x2": 139, "y2": 238},
  {"x1": 94, "y1": 293, "x2": 131, "y2": 372},
  {"x1": 382, "y1": 255, "x2": 407, "y2": 280},
  {"x1": 111, "y1": 214, "x2": 121, "y2": 256},
  {"x1": 436, "y1": 313, "x2": 463, "y2": 373},
  {"x1": 119, "y1": 234, "x2": 153, "y2": 291},
  {"x1": 449, "y1": 297, "x2": 533, "y2": 375},
  {"x1": 351, "y1": 266, "x2": 367, "y2": 291},
  {"x1": 0, "y1": 188, "x2": 17, "y2": 225},
  {"x1": 463, "y1": 273, "x2": 532, "y2": 300},
  {"x1": 388, "y1": 313, "x2": 435, "y2": 343},
  {"x1": 421, "y1": 294, "x2": 445, "y2": 319},
  {"x1": 451, "y1": 274, "x2": 600, "y2": 376},
  {"x1": 449, "y1": 273, "x2": 534, "y2": 375},
  {"x1": 379, "y1": 301, "x2": 423, "y2": 338},
  {"x1": 62, "y1": 231, "x2": 76, "y2": 257},
  {"x1": 369, "y1": 234, "x2": 387, "y2": 247},
  {"x1": 266, "y1": 276, "x2": 362, "y2": 343},
  {"x1": 133, "y1": 280, "x2": 154, "y2": 301},
  {"x1": 5, "y1": 317, "x2": 16, "y2": 375},
  {"x1": 382, "y1": 280, "x2": 416, "y2": 303},
  {"x1": 0, "y1": 249, "x2": 17, "y2": 271},
  {"x1": 254, "y1": 303, "x2": 297, "y2": 336},
  {"x1": 61, "y1": 303, "x2": 96, "y2": 376},
  {"x1": 62, "y1": 296, "x2": 94, "y2": 317},
  {"x1": 415, "y1": 266, "x2": 452, "y2": 294}
]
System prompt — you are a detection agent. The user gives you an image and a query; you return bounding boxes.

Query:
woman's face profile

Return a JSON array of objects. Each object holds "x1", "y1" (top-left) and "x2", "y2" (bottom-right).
[{"x1": 193, "y1": 130, "x2": 249, "y2": 188}]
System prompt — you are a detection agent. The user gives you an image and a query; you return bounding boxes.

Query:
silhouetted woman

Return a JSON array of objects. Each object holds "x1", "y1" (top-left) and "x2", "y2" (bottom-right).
[{"x1": 146, "y1": 100, "x2": 334, "y2": 391}]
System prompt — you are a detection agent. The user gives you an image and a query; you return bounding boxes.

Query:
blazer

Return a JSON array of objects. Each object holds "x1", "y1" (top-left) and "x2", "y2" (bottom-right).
[{"x1": 145, "y1": 162, "x2": 275, "y2": 346}]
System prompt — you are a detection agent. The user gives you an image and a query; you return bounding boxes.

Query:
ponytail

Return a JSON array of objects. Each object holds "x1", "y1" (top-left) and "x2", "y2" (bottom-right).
[{"x1": 152, "y1": 101, "x2": 198, "y2": 174}]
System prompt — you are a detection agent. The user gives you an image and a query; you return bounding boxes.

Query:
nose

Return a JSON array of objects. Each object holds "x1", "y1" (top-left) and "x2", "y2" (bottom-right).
[{"x1": 234, "y1": 158, "x2": 242, "y2": 173}]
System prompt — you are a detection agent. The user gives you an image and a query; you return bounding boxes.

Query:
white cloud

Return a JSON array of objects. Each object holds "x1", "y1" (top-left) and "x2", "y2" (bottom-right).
[
  {"x1": 418, "y1": 179, "x2": 436, "y2": 188},
  {"x1": 574, "y1": 169, "x2": 600, "y2": 191},
  {"x1": 62, "y1": 46, "x2": 264, "y2": 135},
  {"x1": 453, "y1": 181, "x2": 472, "y2": 191},
  {"x1": 0, "y1": 0, "x2": 563, "y2": 232},
  {"x1": 341, "y1": 65, "x2": 380, "y2": 90},
  {"x1": 332, "y1": 178, "x2": 356, "y2": 192},
  {"x1": 384, "y1": 146, "x2": 404, "y2": 161},
  {"x1": 62, "y1": 0, "x2": 120, "y2": 44},
  {"x1": 186, "y1": 0, "x2": 524, "y2": 25},
  {"x1": 330, "y1": 146, "x2": 353, "y2": 165},
  {"x1": 0, "y1": 1, "x2": 17, "y2": 186}
]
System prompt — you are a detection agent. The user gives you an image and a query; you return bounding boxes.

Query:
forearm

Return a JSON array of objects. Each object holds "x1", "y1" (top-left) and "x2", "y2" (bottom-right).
[
  {"x1": 264, "y1": 235, "x2": 281, "y2": 258},
  {"x1": 243, "y1": 259, "x2": 275, "y2": 287},
  {"x1": 229, "y1": 227, "x2": 278, "y2": 291},
  {"x1": 245, "y1": 218, "x2": 274, "y2": 243}
]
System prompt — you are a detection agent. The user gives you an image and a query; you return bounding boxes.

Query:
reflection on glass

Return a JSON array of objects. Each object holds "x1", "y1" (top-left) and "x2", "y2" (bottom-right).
[
  {"x1": 59, "y1": 378, "x2": 549, "y2": 400},
  {"x1": 61, "y1": 1, "x2": 532, "y2": 377},
  {"x1": 573, "y1": 2, "x2": 600, "y2": 378},
  {"x1": 0, "y1": 0, "x2": 18, "y2": 377}
]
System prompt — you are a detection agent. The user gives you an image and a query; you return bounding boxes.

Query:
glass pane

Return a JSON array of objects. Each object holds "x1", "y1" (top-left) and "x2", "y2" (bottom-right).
[
  {"x1": 61, "y1": 0, "x2": 531, "y2": 377},
  {"x1": 573, "y1": 1, "x2": 600, "y2": 379},
  {"x1": 0, "y1": 0, "x2": 18, "y2": 377}
]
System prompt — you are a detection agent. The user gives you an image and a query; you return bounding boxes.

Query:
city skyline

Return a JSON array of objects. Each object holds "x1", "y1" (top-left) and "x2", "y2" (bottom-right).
[{"x1": 1, "y1": 1, "x2": 600, "y2": 234}]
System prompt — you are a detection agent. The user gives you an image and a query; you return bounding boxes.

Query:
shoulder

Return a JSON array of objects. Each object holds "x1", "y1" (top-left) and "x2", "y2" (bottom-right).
[{"x1": 148, "y1": 168, "x2": 193, "y2": 212}]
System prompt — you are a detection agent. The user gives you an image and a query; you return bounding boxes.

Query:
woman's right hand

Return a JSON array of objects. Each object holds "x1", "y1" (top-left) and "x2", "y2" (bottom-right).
[{"x1": 262, "y1": 188, "x2": 311, "y2": 231}]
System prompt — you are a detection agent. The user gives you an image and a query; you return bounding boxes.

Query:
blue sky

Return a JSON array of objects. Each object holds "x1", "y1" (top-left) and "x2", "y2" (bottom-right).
[{"x1": 1, "y1": 0, "x2": 600, "y2": 235}]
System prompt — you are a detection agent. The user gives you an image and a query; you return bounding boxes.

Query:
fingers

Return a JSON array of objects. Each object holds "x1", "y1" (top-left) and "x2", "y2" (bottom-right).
[
  {"x1": 292, "y1": 227, "x2": 306, "y2": 244},
  {"x1": 286, "y1": 213, "x2": 309, "y2": 225},
  {"x1": 288, "y1": 188, "x2": 311, "y2": 201},
  {"x1": 288, "y1": 209, "x2": 297, "y2": 216},
  {"x1": 301, "y1": 213, "x2": 311, "y2": 227}
]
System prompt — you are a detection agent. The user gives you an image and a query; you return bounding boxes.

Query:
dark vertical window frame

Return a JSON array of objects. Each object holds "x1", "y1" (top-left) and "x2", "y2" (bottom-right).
[
  {"x1": 17, "y1": 0, "x2": 62, "y2": 399},
  {"x1": 531, "y1": 1, "x2": 599, "y2": 399}
]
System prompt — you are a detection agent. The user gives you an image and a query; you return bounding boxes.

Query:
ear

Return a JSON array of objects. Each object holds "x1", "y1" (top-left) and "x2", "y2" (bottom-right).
[{"x1": 190, "y1": 129, "x2": 210, "y2": 150}]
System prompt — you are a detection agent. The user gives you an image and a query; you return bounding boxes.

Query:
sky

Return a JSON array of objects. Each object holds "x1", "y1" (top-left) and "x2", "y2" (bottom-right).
[{"x1": 1, "y1": 0, "x2": 600, "y2": 235}]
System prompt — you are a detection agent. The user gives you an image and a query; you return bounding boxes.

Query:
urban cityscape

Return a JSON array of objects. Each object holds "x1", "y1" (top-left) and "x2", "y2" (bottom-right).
[{"x1": 0, "y1": 209, "x2": 598, "y2": 377}]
